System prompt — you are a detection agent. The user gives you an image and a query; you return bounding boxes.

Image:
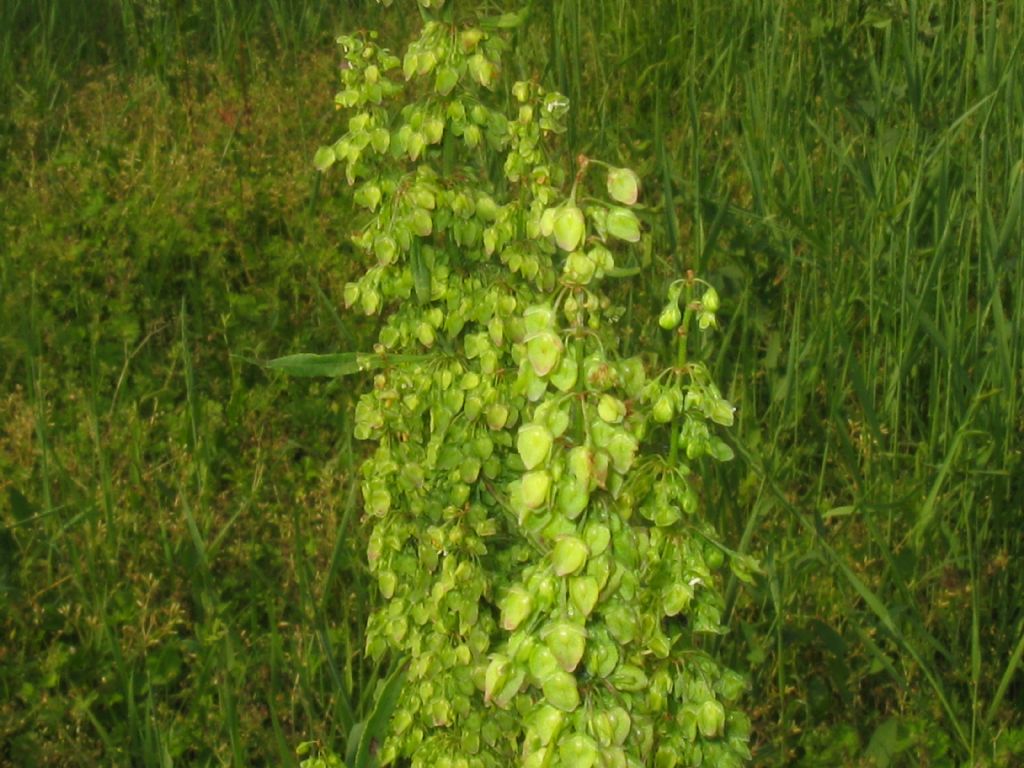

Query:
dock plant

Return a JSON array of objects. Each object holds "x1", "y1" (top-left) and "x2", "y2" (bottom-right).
[{"x1": 306, "y1": 0, "x2": 753, "y2": 764}]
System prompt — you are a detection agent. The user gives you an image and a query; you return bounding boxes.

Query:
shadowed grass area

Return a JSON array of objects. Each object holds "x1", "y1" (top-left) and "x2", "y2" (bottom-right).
[{"x1": 1, "y1": 1, "x2": 1022, "y2": 765}]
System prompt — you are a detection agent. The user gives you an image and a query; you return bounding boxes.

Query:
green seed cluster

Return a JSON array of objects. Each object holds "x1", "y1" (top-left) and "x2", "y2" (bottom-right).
[{"x1": 319, "y1": 2, "x2": 752, "y2": 765}]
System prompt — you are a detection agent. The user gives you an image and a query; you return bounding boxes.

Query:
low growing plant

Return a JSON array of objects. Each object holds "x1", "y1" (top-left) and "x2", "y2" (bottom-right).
[{"x1": 286, "y1": 1, "x2": 755, "y2": 764}]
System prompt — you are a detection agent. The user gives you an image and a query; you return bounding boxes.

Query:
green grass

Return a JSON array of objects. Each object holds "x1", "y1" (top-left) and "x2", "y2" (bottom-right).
[
  {"x1": 0, "y1": 51, "x2": 380, "y2": 765},
  {"x1": 546, "y1": 0, "x2": 1024, "y2": 762},
  {"x1": 2, "y1": 1, "x2": 1023, "y2": 765}
]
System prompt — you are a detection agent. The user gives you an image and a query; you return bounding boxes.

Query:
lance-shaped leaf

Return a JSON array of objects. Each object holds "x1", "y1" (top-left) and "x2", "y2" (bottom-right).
[{"x1": 265, "y1": 352, "x2": 430, "y2": 378}]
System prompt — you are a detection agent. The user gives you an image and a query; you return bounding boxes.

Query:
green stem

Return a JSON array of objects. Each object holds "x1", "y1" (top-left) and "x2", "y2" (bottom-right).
[{"x1": 668, "y1": 284, "x2": 694, "y2": 467}]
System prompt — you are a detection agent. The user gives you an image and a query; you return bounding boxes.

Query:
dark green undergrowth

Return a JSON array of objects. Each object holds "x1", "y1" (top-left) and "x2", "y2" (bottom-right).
[
  {"x1": 0, "y1": 50, "x2": 381, "y2": 766},
  {"x1": 2, "y1": 1, "x2": 1022, "y2": 766}
]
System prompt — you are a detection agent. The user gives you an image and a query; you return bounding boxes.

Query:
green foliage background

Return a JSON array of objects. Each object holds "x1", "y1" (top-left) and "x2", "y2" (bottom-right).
[{"x1": 1, "y1": 1, "x2": 1021, "y2": 765}]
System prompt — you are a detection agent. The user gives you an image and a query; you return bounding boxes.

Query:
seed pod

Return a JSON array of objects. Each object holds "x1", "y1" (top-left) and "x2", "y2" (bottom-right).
[
  {"x1": 541, "y1": 669, "x2": 579, "y2": 712},
  {"x1": 603, "y1": 602, "x2": 638, "y2": 645},
  {"x1": 652, "y1": 393, "x2": 675, "y2": 423},
  {"x1": 468, "y1": 53, "x2": 495, "y2": 88},
  {"x1": 526, "y1": 704, "x2": 564, "y2": 747},
  {"x1": 652, "y1": 504, "x2": 681, "y2": 527},
  {"x1": 539, "y1": 207, "x2": 557, "y2": 237},
  {"x1": 521, "y1": 470, "x2": 551, "y2": 509},
  {"x1": 544, "y1": 404, "x2": 570, "y2": 437},
  {"x1": 709, "y1": 398, "x2": 735, "y2": 427},
  {"x1": 543, "y1": 620, "x2": 587, "y2": 672},
  {"x1": 597, "y1": 394, "x2": 626, "y2": 424},
  {"x1": 555, "y1": 477, "x2": 589, "y2": 520},
  {"x1": 313, "y1": 145, "x2": 336, "y2": 172},
  {"x1": 411, "y1": 207, "x2": 433, "y2": 236},
  {"x1": 499, "y1": 585, "x2": 533, "y2": 631},
  {"x1": 484, "y1": 655, "x2": 511, "y2": 703},
  {"x1": 608, "y1": 706, "x2": 632, "y2": 746},
  {"x1": 567, "y1": 446, "x2": 593, "y2": 486},
  {"x1": 558, "y1": 732, "x2": 600, "y2": 768},
  {"x1": 648, "y1": 628, "x2": 672, "y2": 659},
  {"x1": 565, "y1": 250, "x2": 596, "y2": 284},
  {"x1": 371, "y1": 127, "x2": 390, "y2": 153},
  {"x1": 486, "y1": 402, "x2": 509, "y2": 430},
  {"x1": 551, "y1": 535, "x2": 589, "y2": 576},
  {"x1": 659, "y1": 302, "x2": 682, "y2": 330},
  {"x1": 655, "y1": 744, "x2": 680, "y2": 768},
  {"x1": 527, "y1": 332, "x2": 563, "y2": 377},
  {"x1": 374, "y1": 235, "x2": 398, "y2": 264},
  {"x1": 609, "y1": 663, "x2": 648, "y2": 692},
  {"x1": 459, "y1": 27, "x2": 483, "y2": 52},
  {"x1": 493, "y1": 666, "x2": 526, "y2": 709},
  {"x1": 553, "y1": 205, "x2": 586, "y2": 252},
  {"x1": 607, "y1": 432, "x2": 638, "y2": 474},
  {"x1": 590, "y1": 710, "x2": 616, "y2": 747},
  {"x1": 583, "y1": 629, "x2": 620, "y2": 679},
  {"x1": 697, "y1": 699, "x2": 726, "y2": 738},
  {"x1": 662, "y1": 582, "x2": 694, "y2": 617},
  {"x1": 524, "y1": 304, "x2": 555, "y2": 334},
  {"x1": 606, "y1": 167, "x2": 640, "y2": 205},
  {"x1": 476, "y1": 194, "x2": 500, "y2": 221},
  {"x1": 434, "y1": 65, "x2": 459, "y2": 95},
  {"x1": 517, "y1": 423, "x2": 553, "y2": 470},
  {"x1": 582, "y1": 522, "x2": 610, "y2": 557},
  {"x1": 528, "y1": 643, "x2": 560, "y2": 682},
  {"x1": 549, "y1": 353, "x2": 579, "y2": 392},
  {"x1": 569, "y1": 575, "x2": 600, "y2": 617},
  {"x1": 423, "y1": 116, "x2": 444, "y2": 144},
  {"x1": 606, "y1": 207, "x2": 641, "y2": 242},
  {"x1": 702, "y1": 286, "x2": 720, "y2": 313}
]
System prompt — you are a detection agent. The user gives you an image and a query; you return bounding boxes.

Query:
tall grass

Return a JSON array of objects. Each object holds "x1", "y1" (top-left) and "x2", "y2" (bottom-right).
[
  {"x1": 0, "y1": 51, "x2": 377, "y2": 764},
  {"x1": 0, "y1": 0, "x2": 385, "y2": 157},
  {"x1": 547, "y1": 0, "x2": 1023, "y2": 761}
]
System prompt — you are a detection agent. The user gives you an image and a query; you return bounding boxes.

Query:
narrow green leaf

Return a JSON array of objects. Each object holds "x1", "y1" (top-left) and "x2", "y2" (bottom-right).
[
  {"x1": 411, "y1": 239, "x2": 431, "y2": 304},
  {"x1": 266, "y1": 353, "x2": 365, "y2": 377},
  {"x1": 354, "y1": 660, "x2": 408, "y2": 768},
  {"x1": 266, "y1": 353, "x2": 430, "y2": 378}
]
